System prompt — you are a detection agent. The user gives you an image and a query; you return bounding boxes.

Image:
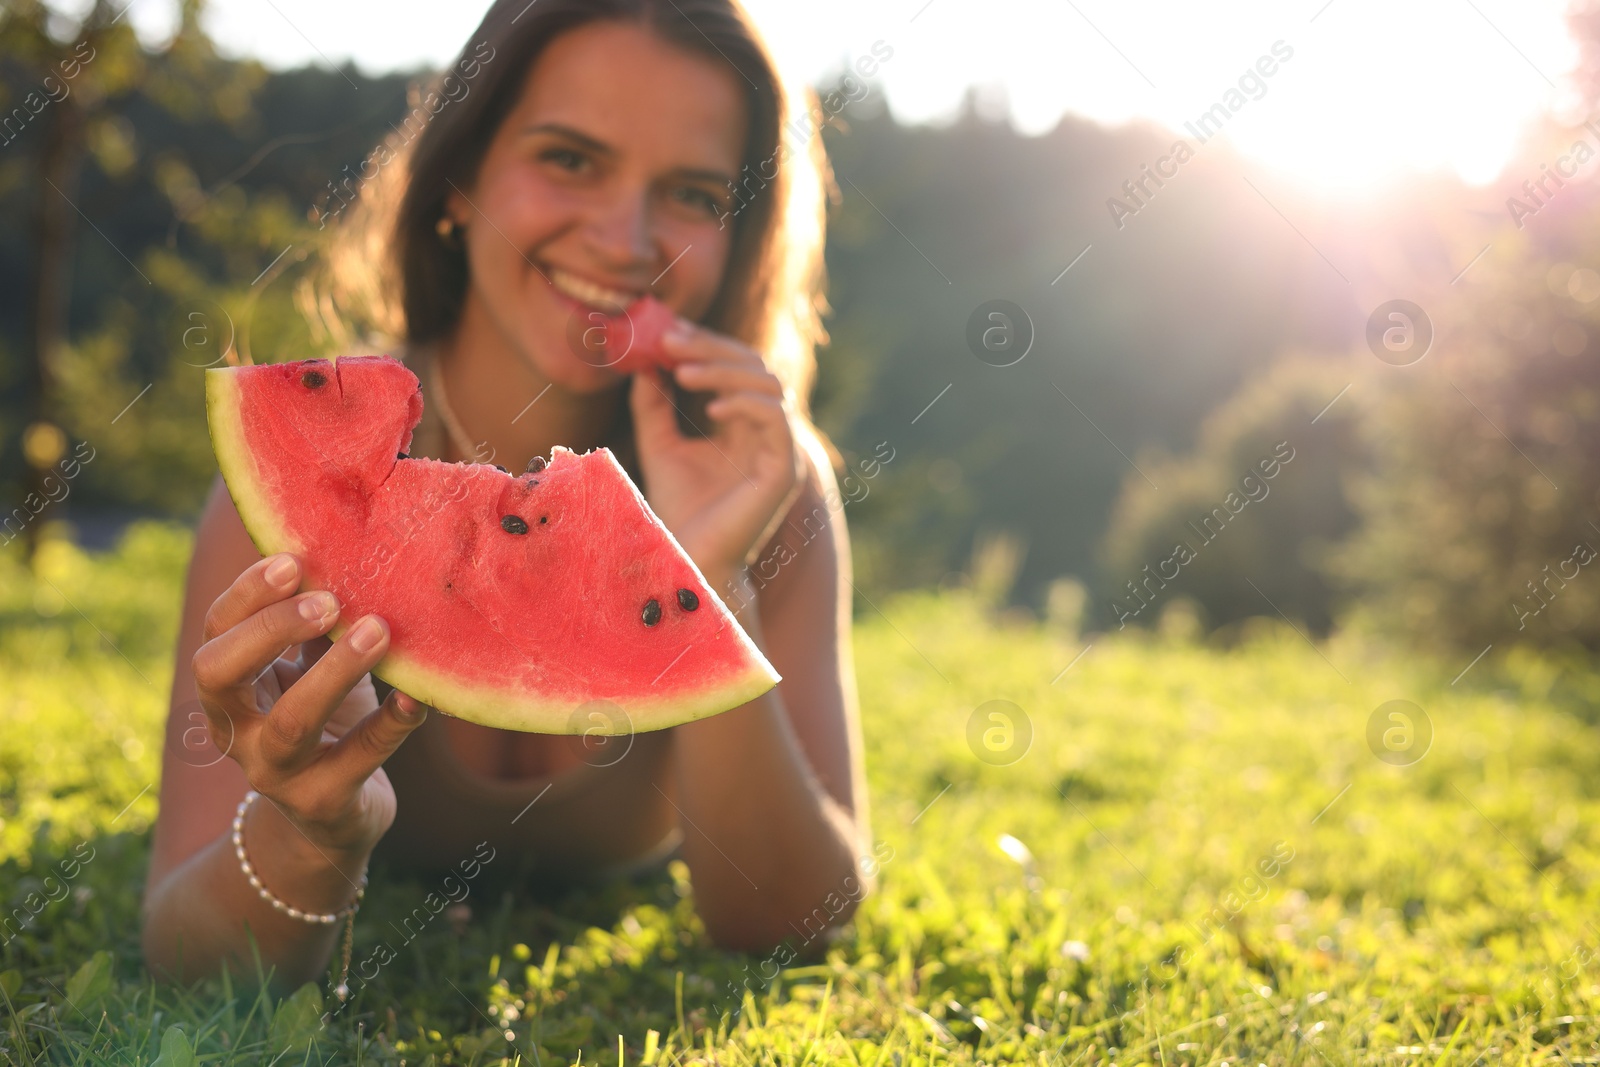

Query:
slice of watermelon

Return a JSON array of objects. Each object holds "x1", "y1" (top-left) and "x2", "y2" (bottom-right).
[
  {"x1": 603, "y1": 296, "x2": 680, "y2": 375},
  {"x1": 205, "y1": 355, "x2": 778, "y2": 734}
]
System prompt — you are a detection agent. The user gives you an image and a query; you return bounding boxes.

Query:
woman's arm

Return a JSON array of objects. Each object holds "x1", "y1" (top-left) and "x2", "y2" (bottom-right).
[
  {"x1": 625, "y1": 316, "x2": 873, "y2": 952},
  {"x1": 141, "y1": 476, "x2": 425, "y2": 988},
  {"x1": 668, "y1": 429, "x2": 870, "y2": 951}
]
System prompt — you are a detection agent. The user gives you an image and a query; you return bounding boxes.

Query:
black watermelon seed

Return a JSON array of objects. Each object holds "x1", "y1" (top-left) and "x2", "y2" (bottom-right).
[
  {"x1": 501, "y1": 515, "x2": 529, "y2": 535},
  {"x1": 642, "y1": 599, "x2": 662, "y2": 626},
  {"x1": 494, "y1": 464, "x2": 509, "y2": 474},
  {"x1": 539, "y1": 515, "x2": 548, "y2": 524},
  {"x1": 677, "y1": 588, "x2": 699, "y2": 611},
  {"x1": 525, "y1": 455, "x2": 547, "y2": 473},
  {"x1": 301, "y1": 369, "x2": 327, "y2": 388},
  {"x1": 397, "y1": 452, "x2": 409, "y2": 460}
]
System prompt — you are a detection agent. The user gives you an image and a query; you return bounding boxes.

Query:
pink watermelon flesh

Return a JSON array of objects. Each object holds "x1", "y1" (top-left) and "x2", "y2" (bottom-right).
[
  {"x1": 603, "y1": 296, "x2": 680, "y2": 374},
  {"x1": 205, "y1": 354, "x2": 778, "y2": 734}
]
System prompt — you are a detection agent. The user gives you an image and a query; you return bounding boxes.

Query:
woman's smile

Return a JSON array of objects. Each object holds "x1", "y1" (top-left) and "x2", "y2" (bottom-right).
[{"x1": 543, "y1": 264, "x2": 647, "y2": 311}]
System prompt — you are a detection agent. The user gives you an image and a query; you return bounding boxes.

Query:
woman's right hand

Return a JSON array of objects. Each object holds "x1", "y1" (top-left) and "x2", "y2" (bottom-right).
[{"x1": 191, "y1": 552, "x2": 428, "y2": 859}]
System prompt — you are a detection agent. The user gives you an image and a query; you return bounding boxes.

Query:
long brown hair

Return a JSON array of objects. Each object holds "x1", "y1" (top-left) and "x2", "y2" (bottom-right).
[{"x1": 304, "y1": 0, "x2": 833, "y2": 417}]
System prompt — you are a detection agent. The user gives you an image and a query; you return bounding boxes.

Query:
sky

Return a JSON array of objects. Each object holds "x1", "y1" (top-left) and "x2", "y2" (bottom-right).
[{"x1": 94, "y1": 0, "x2": 1587, "y2": 193}]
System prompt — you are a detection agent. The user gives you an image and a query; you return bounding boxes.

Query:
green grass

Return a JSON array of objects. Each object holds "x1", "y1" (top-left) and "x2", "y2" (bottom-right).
[{"x1": 5, "y1": 523, "x2": 1600, "y2": 1064}]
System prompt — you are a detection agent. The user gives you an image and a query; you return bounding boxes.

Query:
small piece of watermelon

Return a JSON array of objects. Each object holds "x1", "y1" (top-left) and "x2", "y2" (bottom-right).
[
  {"x1": 603, "y1": 296, "x2": 680, "y2": 374},
  {"x1": 204, "y1": 355, "x2": 778, "y2": 734}
]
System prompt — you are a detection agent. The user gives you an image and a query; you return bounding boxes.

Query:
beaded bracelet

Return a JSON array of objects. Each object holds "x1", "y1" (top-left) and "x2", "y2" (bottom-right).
[{"x1": 233, "y1": 790, "x2": 366, "y2": 1000}]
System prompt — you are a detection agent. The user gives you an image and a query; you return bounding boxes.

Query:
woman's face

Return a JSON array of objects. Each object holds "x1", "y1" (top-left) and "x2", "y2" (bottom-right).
[{"x1": 447, "y1": 20, "x2": 748, "y2": 392}]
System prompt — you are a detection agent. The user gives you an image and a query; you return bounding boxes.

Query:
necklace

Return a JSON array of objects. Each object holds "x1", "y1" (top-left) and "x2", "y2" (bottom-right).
[{"x1": 429, "y1": 356, "x2": 479, "y2": 462}]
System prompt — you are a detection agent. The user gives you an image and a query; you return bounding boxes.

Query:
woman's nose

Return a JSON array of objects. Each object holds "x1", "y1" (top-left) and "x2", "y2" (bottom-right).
[{"x1": 582, "y1": 184, "x2": 655, "y2": 272}]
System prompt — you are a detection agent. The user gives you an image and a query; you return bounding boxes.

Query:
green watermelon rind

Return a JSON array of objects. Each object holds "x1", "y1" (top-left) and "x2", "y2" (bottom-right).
[
  {"x1": 205, "y1": 364, "x2": 780, "y2": 735},
  {"x1": 371, "y1": 642, "x2": 779, "y2": 735}
]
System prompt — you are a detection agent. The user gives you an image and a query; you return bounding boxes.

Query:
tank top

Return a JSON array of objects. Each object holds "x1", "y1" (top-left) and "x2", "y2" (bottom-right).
[{"x1": 366, "y1": 340, "x2": 682, "y2": 891}]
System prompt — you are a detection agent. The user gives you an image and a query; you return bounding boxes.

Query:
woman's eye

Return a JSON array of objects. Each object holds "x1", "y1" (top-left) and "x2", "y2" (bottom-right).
[
  {"x1": 671, "y1": 185, "x2": 724, "y2": 216},
  {"x1": 540, "y1": 147, "x2": 589, "y2": 173}
]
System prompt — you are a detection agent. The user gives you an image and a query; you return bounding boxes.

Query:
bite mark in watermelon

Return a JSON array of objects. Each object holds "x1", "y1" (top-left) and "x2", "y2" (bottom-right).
[
  {"x1": 205, "y1": 354, "x2": 778, "y2": 734},
  {"x1": 603, "y1": 296, "x2": 680, "y2": 375}
]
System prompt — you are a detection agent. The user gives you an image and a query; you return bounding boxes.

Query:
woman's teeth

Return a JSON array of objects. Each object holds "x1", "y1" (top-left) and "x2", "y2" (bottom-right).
[{"x1": 548, "y1": 268, "x2": 638, "y2": 310}]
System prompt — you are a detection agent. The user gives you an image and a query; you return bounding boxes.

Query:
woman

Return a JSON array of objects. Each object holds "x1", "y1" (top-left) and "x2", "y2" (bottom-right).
[{"x1": 140, "y1": 0, "x2": 869, "y2": 996}]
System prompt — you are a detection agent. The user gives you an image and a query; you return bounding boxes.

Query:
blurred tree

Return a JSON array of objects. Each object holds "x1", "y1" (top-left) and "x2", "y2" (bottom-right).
[
  {"x1": 1328, "y1": 227, "x2": 1600, "y2": 653},
  {"x1": 1101, "y1": 355, "x2": 1366, "y2": 635},
  {"x1": 815, "y1": 95, "x2": 1357, "y2": 604},
  {"x1": 0, "y1": 0, "x2": 412, "y2": 545},
  {"x1": 1, "y1": 0, "x2": 140, "y2": 560}
]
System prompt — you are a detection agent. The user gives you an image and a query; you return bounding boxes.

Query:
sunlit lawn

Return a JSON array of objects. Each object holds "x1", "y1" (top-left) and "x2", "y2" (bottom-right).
[{"x1": 4, "y1": 523, "x2": 1600, "y2": 1064}]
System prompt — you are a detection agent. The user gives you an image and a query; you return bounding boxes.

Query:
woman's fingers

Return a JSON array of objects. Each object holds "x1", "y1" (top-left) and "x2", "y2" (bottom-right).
[
  {"x1": 705, "y1": 391, "x2": 789, "y2": 431},
  {"x1": 630, "y1": 368, "x2": 685, "y2": 443},
  {"x1": 660, "y1": 322, "x2": 764, "y2": 368},
  {"x1": 672, "y1": 361, "x2": 784, "y2": 399},
  {"x1": 201, "y1": 554, "x2": 302, "y2": 642},
  {"x1": 192, "y1": 590, "x2": 341, "y2": 703},
  {"x1": 324, "y1": 687, "x2": 429, "y2": 783},
  {"x1": 254, "y1": 614, "x2": 393, "y2": 774}
]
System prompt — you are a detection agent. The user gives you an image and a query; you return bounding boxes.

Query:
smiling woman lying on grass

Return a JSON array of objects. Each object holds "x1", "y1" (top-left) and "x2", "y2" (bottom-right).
[{"x1": 139, "y1": 0, "x2": 870, "y2": 999}]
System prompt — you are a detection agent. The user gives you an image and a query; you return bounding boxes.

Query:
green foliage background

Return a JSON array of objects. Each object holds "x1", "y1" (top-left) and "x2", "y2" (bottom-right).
[{"x1": 1328, "y1": 229, "x2": 1600, "y2": 653}]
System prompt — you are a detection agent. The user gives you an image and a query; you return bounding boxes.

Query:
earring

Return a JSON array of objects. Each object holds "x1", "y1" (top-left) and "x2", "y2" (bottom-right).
[{"x1": 435, "y1": 215, "x2": 460, "y2": 243}]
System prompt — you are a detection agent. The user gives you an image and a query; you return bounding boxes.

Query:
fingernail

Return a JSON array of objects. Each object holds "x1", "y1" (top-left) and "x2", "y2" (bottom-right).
[
  {"x1": 266, "y1": 555, "x2": 297, "y2": 587},
  {"x1": 665, "y1": 319, "x2": 693, "y2": 340},
  {"x1": 348, "y1": 615, "x2": 384, "y2": 654},
  {"x1": 298, "y1": 591, "x2": 338, "y2": 622}
]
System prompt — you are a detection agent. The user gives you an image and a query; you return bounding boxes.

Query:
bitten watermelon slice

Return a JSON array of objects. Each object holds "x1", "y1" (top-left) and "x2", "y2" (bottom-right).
[
  {"x1": 205, "y1": 354, "x2": 778, "y2": 734},
  {"x1": 603, "y1": 296, "x2": 680, "y2": 374}
]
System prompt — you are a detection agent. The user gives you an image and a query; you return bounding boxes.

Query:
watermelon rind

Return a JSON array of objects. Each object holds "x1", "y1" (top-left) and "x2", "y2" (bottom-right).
[
  {"x1": 205, "y1": 368, "x2": 306, "y2": 559},
  {"x1": 372, "y1": 640, "x2": 778, "y2": 735},
  {"x1": 204, "y1": 365, "x2": 779, "y2": 734}
]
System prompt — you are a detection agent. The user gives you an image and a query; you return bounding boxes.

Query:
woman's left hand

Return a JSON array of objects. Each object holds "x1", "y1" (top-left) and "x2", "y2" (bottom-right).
[{"x1": 629, "y1": 321, "x2": 804, "y2": 587}]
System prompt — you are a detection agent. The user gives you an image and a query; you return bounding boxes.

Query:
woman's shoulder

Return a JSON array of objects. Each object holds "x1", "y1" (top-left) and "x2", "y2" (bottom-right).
[{"x1": 790, "y1": 422, "x2": 847, "y2": 533}]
